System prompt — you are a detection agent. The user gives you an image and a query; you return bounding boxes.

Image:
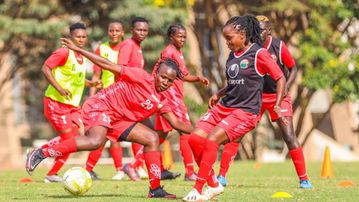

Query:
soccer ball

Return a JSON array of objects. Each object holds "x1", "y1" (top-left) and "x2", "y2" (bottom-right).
[{"x1": 63, "y1": 167, "x2": 92, "y2": 196}]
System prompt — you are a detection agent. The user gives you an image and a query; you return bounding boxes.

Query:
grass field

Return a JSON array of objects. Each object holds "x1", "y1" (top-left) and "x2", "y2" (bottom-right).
[{"x1": 1, "y1": 161, "x2": 358, "y2": 201}]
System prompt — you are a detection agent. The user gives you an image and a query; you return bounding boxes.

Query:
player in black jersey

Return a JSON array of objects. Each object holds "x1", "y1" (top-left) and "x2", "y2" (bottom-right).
[{"x1": 183, "y1": 15, "x2": 287, "y2": 201}]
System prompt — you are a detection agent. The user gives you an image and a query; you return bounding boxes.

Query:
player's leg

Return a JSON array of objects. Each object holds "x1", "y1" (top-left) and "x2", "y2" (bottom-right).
[
  {"x1": 125, "y1": 123, "x2": 176, "y2": 198},
  {"x1": 85, "y1": 145, "x2": 105, "y2": 180},
  {"x1": 109, "y1": 141, "x2": 125, "y2": 180},
  {"x1": 157, "y1": 131, "x2": 181, "y2": 180},
  {"x1": 277, "y1": 117, "x2": 312, "y2": 188},
  {"x1": 45, "y1": 126, "x2": 79, "y2": 183},
  {"x1": 179, "y1": 133, "x2": 196, "y2": 181},
  {"x1": 217, "y1": 141, "x2": 240, "y2": 187},
  {"x1": 26, "y1": 126, "x2": 108, "y2": 175}
]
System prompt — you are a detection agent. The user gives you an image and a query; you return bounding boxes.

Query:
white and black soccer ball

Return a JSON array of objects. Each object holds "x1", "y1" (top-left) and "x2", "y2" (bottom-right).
[{"x1": 63, "y1": 167, "x2": 92, "y2": 196}]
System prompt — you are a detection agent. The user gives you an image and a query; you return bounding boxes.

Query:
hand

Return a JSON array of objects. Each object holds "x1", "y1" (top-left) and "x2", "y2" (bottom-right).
[
  {"x1": 59, "y1": 88, "x2": 72, "y2": 100},
  {"x1": 60, "y1": 38, "x2": 79, "y2": 51},
  {"x1": 208, "y1": 94, "x2": 219, "y2": 109},
  {"x1": 284, "y1": 85, "x2": 289, "y2": 97},
  {"x1": 199, "y1": 76, "x2": 209, "y2": 86},
  {"x1": 92, "y1": 80, "x2": 103, "y2": 89},
  {"x1": 274, "y1": 105, "x2": 289, "y2": 125}
]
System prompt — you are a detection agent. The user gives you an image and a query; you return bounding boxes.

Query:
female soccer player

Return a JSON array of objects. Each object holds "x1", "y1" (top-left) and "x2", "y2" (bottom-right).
[
  {"x1": 116, "y1": 17, "x2": 151, "y2": 181},
  {"x1": 216, "y1": 15, "x2": 312, "y2": 189},
  {"x1": 84, "y1": 21, "x2": 126, "y2": 181},
  {"x1": 40, "y1": 22, "x2": 101, "y2": 183},
  {"x1": 26, "y1": 38, "x2": 193, "y2": 199},
  {"x1": 152, "y1": 24, "x2": 209, "y2": 181},
  {"x1": 183, "y1": 15, "x2": 286, "y2": 201}
]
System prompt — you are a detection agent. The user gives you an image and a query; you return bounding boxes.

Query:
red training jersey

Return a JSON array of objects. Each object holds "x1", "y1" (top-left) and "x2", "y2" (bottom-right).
[
  {"x1": 152, "y1": 44, "x2": 189, "y2": 98},
  {"x1": 117, "y1": 38, "x2": 144, "y2": 70},
  {"x1": 45, "y1": 47, "x2": 84, "y2": 68},
  {"x1": 93, "y1": 67, "x2": 171, "y2": 122}
]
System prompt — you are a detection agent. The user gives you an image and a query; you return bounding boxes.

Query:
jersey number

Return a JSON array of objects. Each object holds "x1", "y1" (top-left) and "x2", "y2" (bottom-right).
[{"x1": 141, "y1": 99, "x2": 154, "y2": 110}]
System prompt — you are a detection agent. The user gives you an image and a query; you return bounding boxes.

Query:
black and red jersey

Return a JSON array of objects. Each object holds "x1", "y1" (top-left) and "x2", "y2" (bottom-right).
[
  {"x1": 220, "y1": 43, "x2": 283, "y2": 115},
  {"x1": 263, "y1": 36, "x2": 295, "y2": 93}
]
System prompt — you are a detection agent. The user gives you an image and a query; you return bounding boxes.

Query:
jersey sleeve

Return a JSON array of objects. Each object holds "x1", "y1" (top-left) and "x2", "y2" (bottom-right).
[
  {"x1": 120, "y1": 66, "x2": 150, "y2": 83},
  {"x1": 256, "y1": 49, "x2": 283, "y2": 81},
  {"x1": 44, "y1": 48, "x2": 69, "y2": 69},
  {"x1": 117, "y1": 41, "x2": 133, "y2": 66},
  {"x1": 280, "y1": 41, "x2": 296, "y2": 69},
  {"x1": 157, "y1": 99, "x2": 172, "y2": 114},
  {"x1": 93, "y1": 47, "x2": 102, "y2": 73}
]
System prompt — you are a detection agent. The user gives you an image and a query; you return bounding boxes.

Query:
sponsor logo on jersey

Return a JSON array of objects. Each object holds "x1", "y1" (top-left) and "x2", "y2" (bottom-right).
[
  {"x1": 227, "y1": 64, "x2": 239, "y2": 78},
  {"x1": 240, "y1": 59, "x2": 249, "y2": 69}
]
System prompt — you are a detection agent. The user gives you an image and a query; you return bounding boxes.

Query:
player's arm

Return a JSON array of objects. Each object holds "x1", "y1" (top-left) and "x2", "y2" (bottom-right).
[
  {"x1": 257, "y1": 49, "x2": 287, "y2": 124},
  {"x1": 60, "y1": 38, "x2": 122, "y2": 75},
  {"x1": 41, "y1": 49, "x2": 72, "y2": 99},
  {"x1": 184, "y1": 74, "x2": 209, "y2": 86},
  {"x1": 85, "y1": 79, "x2": 102, "y2": 89},
  {"x1": 208, "y1": 85, "x2": 227, "y2": 109},
  {"x1": 161, "y1": 112, "x2": 193, "y2": 134},
  {"x1": 89, "y1": 70, "x2": 101, "y2": 96},
  {"x1": 280, "y1": 41, "x2": 297, "y2": 95}
]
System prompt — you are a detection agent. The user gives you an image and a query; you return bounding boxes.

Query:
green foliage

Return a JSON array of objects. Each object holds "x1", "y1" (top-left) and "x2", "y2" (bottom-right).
[{"x1": 297, "y1": 0, "x2": 359, "y2": 102}]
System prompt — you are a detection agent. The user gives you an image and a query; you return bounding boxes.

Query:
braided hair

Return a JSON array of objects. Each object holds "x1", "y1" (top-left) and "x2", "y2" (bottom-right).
[
  {"x1": 167, "y1": 23, "x2": 186, "y2": 38},
  {"x1": 157, "y1": 58, "x2": 184, "y2": 80},
  {"x1": 224, "y1": 15, "x2": 262, "y2": 46}
]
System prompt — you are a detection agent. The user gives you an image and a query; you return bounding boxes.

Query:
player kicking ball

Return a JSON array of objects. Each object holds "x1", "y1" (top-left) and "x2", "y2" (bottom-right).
[{"x1": 26, "y1": 38, "x2": 193, "y2": 199}]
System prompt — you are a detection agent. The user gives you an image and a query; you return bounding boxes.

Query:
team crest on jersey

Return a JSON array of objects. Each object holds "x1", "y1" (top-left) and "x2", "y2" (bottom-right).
[
  {"x1": 240, "y1": 59, "x2": 249, "y2": 69},
  {"x1": 271, "y1": 54, "x2": 277, "y2": 61},
  {"x1": 227, "y1": 64, "x2": 239, "y2": 78}
]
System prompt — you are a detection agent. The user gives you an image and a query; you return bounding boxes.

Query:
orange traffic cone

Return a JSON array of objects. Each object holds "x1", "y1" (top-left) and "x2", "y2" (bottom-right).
[
  {"x1": 162, "y1": 140, "x2": 173, "y2": 170},
  {"x1": 321, "y1": 146, "x2": 334, "y2": 178}
]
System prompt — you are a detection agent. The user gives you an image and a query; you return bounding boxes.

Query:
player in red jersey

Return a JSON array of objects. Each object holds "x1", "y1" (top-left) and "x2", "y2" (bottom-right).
[
  {"x1": 115, "y1": 16, "x2": 150, "y2": 181},
  {"x1": 26, "y1": 38, "x2": 193, "y2": 198},
  {"x1": 84, "y1": 21, "x2": 127, "y2": 181},
  {"x1": 39, "y1": 22, "x2": 102, "y2": 183},
  {"x1": 183, "y1": 15, "x2": 287, "y2": 201},
  {"x1": 152, "y1": 24, "x2": 209, "y2": 181},
  {"x1": 216, "y1": 15, "x2": 312, "y2": 189}
]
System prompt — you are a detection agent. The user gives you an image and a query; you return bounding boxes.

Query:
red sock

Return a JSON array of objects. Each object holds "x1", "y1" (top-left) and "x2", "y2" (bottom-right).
[
  {"x1": 144, "y1": 151, "x2": 161, "y2": 189},
  {"x1": 194, "y1": 140, "x2": 220, "y2": 193},
  {"x1": 219, "y1": 142, "x2": 240, "y2": 177},
  {"x1": 207, "y1": 170, "x2": 219, "y2": 187},
  {"x1": 42, "y1": 138, "x2": 77, "y2": 158},
  {"x1": 110, "y1": 146, "x2": 123, "y2": 171},
  {"x1": 289, "y1": 147, "x2": 308, "y2": 180},
  {"x1": 47, "y1": 154, "x2": 70, "y2": 175},
  {"x1": 41, "y1": 136, "x2": 61, "y2": 149},
  {"x1": 180, "y1": 135, "x2": 195, "y2": 176},
  {"x1": 130, "y1": 143, "x2": 144, "y2": 168},
  {"x1": 188, "y1": 134, "x2": 206, "y2": 166},
  {"x1": 46, "y1": 130, "x2": 77, "y2": 175},
  {"x1": 159, "y1": 138, "x2": 165, "y2": 172},
  {"x1": 85, "y1": 146, "x2": 104, "y2": 172}
]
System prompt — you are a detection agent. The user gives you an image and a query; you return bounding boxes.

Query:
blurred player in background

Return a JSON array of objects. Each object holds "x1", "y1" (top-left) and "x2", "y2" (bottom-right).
[{"x1": 84, "y1": 21, "x2": 126, "y2": 181}]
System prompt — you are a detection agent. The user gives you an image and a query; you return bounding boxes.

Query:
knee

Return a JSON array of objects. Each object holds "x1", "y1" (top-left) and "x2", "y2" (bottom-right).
[
  {"x1": 283, "y1": 134, "x2": 299, "y2": 149},
  {"x1": 144, "y1": 132, "x2": 158, "y2": 148},
  {"x1": 88, "y1": 136, "x2": 105, "y2": 150}
]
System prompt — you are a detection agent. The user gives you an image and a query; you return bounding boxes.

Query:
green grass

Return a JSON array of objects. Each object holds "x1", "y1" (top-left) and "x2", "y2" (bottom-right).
[{"x1": 1, "y1": 161, "x2": 359, "y2": 201}]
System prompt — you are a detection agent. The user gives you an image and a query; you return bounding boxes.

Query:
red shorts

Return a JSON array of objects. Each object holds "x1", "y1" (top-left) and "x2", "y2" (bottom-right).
[
  {"x1": 260, "y1": 94, "x2": 293, "y2": 122},
  {"x1": 195, "y1": 104, "x2": 258, "y2": 142},
  {"x1": 154, "y1": 92, "x2": 191, "y2": 133},
  {"x1": 81, "y1": 98, "x2": 134, "y2": 142},
  {"x1": 154, "y1": 104, "x2": 191, "y2": 133},
  {"x1": 43, "y1": 97, "x2": 81, "y2": 131}
]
